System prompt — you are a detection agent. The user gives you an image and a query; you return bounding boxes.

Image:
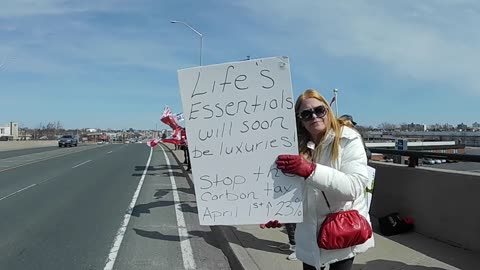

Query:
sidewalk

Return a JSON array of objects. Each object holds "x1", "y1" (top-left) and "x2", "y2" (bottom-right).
[{"x1": 166, "y1": 145, "x2": 480, "y2": 270}]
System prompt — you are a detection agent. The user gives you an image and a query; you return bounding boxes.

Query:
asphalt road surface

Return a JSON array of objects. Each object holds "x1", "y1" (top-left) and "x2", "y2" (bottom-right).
[
  {"x1": 422, "y1": 147, "x2": 480, "y2": 172},
  {"x1": 0, "y1": 146, "x2": 63, "y2": 160},
  {"x1": 0, "y1": 143, "x2": 230, "y2": 270}
]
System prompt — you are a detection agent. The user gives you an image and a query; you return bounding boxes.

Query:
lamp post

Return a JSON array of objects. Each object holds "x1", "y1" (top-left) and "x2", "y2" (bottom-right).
[{"x1": 170, "y1": 20, "x2": 203, "y2": 66}]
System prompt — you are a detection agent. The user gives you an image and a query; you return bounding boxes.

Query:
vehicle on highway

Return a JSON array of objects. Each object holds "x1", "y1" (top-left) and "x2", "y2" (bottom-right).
[{"x1": 58, "y1": 135, "x2": 78, "y2": 147}]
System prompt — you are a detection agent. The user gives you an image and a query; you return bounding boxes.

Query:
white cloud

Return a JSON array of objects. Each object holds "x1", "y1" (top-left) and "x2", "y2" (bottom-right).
[
  {"x1": 0, "y1": 0, "x2": 123, "y2": 17},
  {"x1": 0, "y1": 9, "x2": 193, "y2": 74},
  {"x1": 236, "y1": 0, "x2": 480, "y2": 94},
  {"x1": 3, "y1": 0, "x2": 480, "y2": 95}
]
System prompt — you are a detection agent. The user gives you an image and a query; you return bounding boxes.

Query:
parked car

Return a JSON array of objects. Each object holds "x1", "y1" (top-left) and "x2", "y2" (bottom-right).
[
  {"x1": 58, "y1": 135, "x2": 78, "y2": 147},
  {"x1": 423, "y1": 158, "x2": 435, "y2": 165}
]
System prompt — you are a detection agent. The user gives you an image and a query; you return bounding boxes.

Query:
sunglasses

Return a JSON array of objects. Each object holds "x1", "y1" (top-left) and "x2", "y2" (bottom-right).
[{"x1": 298, "y1": 106, "x2": 328, "y2": 121}]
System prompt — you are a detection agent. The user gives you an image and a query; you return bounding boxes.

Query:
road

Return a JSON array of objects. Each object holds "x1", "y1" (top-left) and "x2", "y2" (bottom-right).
[
  {"x1": 0, "y1": 146, "x2": 60, "y2": 160},
  {"x1": 0, "y1": 143, "x2": 230, "y2": 270},
  {"x1": 422, "y1": 147, "x2": 480, "y2": 172}
]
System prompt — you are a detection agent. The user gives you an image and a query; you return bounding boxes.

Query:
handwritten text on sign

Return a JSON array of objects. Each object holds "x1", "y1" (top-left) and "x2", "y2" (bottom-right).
[{"x1": 178, "y1": 57, "x2": 303, "y2": 225}]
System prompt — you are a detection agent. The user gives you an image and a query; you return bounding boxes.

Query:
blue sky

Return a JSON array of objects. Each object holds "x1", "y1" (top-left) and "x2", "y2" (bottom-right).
[{"x1": 1, "y1": 0, "x2": 479, "y2": 130}]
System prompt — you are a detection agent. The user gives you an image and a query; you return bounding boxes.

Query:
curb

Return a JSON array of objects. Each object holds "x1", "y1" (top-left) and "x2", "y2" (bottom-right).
[
  {"x1": 211, "y1": 225, "x2": 260, "y2": 270},
  {"x1": 160, "y1": 143, "x2": 257, "y2": 270}
]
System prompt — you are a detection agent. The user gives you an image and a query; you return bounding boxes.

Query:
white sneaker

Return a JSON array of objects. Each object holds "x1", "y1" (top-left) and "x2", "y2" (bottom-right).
[{"x1": 287, "y1": 251, "x2": 297, "y2": 261}]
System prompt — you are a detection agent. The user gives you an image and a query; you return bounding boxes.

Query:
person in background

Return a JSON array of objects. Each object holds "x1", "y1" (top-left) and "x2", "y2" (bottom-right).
[
  {"x1": 339, "y1": 114, "x2": 371, "y2": 160},
  {"x1": 264, "y1": 89, "x2": 374, "y2": 270},
  {"x1": 275, "y1": 223, "x2": 297, "y2": 260},
  {"x1": 180, "y1": 128, "x2": 191, "y2": 171}
]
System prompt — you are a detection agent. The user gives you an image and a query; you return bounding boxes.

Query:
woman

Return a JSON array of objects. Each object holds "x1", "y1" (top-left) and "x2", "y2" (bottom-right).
[{"x1": 274, "y1": 89, "x2": 374, "y2": 270}]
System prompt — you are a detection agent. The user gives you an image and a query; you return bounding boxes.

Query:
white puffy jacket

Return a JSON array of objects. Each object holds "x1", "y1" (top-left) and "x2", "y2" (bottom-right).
[{"x1": 295, "y1": 126, "x2": 374, "y2": 269}]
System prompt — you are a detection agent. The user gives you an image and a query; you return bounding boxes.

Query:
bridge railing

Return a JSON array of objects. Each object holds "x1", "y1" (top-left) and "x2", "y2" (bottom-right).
[
  {"x1": 367, "y1": 149, "x2": 480, "y2": 251},
  {"x1": 368, "y1": 148, "x2": 480, "y2": 167}
]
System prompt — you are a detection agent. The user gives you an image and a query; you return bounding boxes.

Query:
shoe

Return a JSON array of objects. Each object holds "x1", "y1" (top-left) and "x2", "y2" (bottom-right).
[
  {"x1": 287, "y1": 251, "x2": 297, "y2": 261},
  {"x1": 276, "y1": 243, "x2": 295, "y2": 251}
]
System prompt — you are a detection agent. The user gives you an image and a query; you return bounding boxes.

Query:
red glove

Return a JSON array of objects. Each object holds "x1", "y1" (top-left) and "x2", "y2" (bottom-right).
[
  {"x1": 276, "y1": 154, "x2": 316, "y2": 178},
  {"x1": 260, "y1": 220, "x2": 282, "y2": 229}
]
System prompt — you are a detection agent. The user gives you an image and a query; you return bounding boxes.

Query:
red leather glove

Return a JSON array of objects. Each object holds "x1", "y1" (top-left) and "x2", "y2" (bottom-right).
[
  {"x1": 276, "y1": 154, "x2": 316, "y2": 178},
  {"x1": 260, "y1": 220, "x2": 282, "y2": 229}
]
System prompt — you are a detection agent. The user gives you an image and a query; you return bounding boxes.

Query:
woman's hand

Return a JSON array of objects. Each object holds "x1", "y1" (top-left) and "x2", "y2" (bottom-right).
[
  {"x1": 260, "y1": 220, "x2": 282, "y2": 229},
  {"x1": 276, "y1": 154, "x2": 316, "y2": 179}
]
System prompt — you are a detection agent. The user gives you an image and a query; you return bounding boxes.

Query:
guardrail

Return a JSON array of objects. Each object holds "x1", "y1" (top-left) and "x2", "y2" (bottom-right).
[{"x1": 369, "y1": 148, "x2": 480, "y2": 167}]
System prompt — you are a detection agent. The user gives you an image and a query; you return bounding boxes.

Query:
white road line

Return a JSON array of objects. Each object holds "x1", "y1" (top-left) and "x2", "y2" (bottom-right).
[
  {"x1": 0, "y1": 176, "x2": 58, "y2": 202},
  {"x1": 107, "y1": 151, "x2": 113, "y2": 154},
  {"x1": 103, "y1": 147, "x2": 153, "y2": 270},
  {"x1": 72, "y1": 160, "x2": 92, "y2": 169},
  {"x1": 0, "y1": 184, "x2": 36, "y2": 202},
  {"x1": 160, "y1": 146, "x2": 197, "y2": 270}
]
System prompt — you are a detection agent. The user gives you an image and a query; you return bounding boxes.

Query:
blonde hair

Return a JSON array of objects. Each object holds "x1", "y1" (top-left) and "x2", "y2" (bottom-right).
[{"x1": 295, "y1": 89, "x2": 350, "y2": 162}]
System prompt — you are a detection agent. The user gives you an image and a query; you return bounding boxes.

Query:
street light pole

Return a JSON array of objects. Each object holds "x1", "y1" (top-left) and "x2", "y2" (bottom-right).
[{"x1": 170, "y1": 20, "x2": 203, "y2": 66}]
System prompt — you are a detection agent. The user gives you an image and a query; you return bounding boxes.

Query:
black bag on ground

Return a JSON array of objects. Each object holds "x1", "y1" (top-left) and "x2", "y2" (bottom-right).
[{"x1": 378, "y1": 212, "x2": 414, "y2": 236}]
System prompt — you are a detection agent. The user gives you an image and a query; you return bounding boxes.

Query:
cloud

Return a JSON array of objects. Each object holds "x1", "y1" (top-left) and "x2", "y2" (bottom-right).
[
  {"x1": 0, "y1": 5, "x2": 195, "y2": 74},
  {"x1": 236, "y1": 0, "x2": 480, "y2": 94},
  {"x1": 0, "y1": 0, "x2": 122, "y2": 17},
  {"x1": 3, "y1": 0, "x2": 480, "y2": 95}
]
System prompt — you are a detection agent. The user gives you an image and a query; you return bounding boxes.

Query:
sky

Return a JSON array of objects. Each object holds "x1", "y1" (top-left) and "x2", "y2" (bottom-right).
[{"x1": 1, "y1": 0, "x2": 479, "y2": 130}]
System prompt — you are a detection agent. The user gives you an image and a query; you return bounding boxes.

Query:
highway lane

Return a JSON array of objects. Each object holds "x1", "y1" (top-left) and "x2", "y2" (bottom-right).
[
  {"x1": 0, "y1": 146, "x2": 64, "y2": 160},
  {"x1": 0, "y1": 143, "x2": 230, "y2": 270},
  {"x1": 0, "y1": 144, "x2": 103, "y2": 172},
  {"x1": 112, "y1": 145, "x2": 231, "y2": 270},
  {"x1": 0, "y1": 144, "x2": 108, "y2": 198}
]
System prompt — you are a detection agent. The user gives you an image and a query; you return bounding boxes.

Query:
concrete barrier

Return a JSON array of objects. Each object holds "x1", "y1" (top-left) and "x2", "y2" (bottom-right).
[
  {"x1": 0, "y1": 140, "x2": 58, "y2": 152},
  {"x1": 370, "y1": 162, "x2": 480, "y2": 251}
]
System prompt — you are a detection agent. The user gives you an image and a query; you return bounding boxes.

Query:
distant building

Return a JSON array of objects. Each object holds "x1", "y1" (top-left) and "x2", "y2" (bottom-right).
[
  {"x1": 86, "y1": 128, "x2": 97, "y2": 133},
  {"x1": 401, "y1": 122, "x2": 426, "y2": 132},
  {"x1": 105, "y1": 132, "x2": 118, "y2": 140},
  {"x1": 0, "y1": 122, "x2": 19, "y2": 140},
  {"x1": 457, "y1": 123, "x2": 468, "y2": 131},
  {"x1": 473, "y1": 122, "x2": 480, "y2": 129}
]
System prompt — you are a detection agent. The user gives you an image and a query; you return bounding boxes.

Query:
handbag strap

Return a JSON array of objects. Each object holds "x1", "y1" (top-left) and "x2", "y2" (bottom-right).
[
  {"x1": 321, "y1": 191, "x2": 332, "y2": 213},
  {"x1": 321, "y1": 191, "x2": 355, "y2": 213}
]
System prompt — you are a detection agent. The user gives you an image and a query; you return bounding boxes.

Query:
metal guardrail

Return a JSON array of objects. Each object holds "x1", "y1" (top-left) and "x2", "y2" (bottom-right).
[
  {"x1": 369, "y1": 148, "x2": 480, "y2": 167},
  {"x1": 370, "y1": 144, "x2": 466, "y2": 151}
]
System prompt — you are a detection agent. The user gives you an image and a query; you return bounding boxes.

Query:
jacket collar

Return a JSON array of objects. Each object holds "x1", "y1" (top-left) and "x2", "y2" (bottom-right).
[
  {"x1": 312, "y1": 126, "x2": 359, "y2": 148},
  {"x1": 321, "y1": 129, "x2": 336, "y2": 147}
]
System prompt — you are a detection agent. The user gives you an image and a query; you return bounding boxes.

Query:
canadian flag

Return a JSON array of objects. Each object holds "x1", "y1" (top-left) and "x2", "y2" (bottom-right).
[
  {"x1": 147, "y1": 138, "x2": 160, "y2": 148},
  {"x1": 162, "y1": 105, "x2": 171, "y2": 118},
  {"x1": 154, "y1": 105, "x2": 188, "y2": 147}
]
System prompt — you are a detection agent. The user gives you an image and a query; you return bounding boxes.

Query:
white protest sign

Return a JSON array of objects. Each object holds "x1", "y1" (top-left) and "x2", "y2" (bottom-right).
[{"x1": 178, "y1": 56, "x2": 303, "y2": 225}]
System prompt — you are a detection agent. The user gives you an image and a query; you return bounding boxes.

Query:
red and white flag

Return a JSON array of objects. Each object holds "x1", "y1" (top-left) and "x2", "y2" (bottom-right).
[
  {"x1": 147, "y1": 138, "x2": 160, "y2": 148},
  {"x1": 162, "y1": 105, "x2": 171, "y2": 118},
  {"x1": 154, "y1": 105, "x2": 188, "y2": 147}
]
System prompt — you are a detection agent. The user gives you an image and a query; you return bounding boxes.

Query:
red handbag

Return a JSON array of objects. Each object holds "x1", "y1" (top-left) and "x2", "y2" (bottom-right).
[{"x1": 318, "y1": 192, "x2": 372, "y2": 250}]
